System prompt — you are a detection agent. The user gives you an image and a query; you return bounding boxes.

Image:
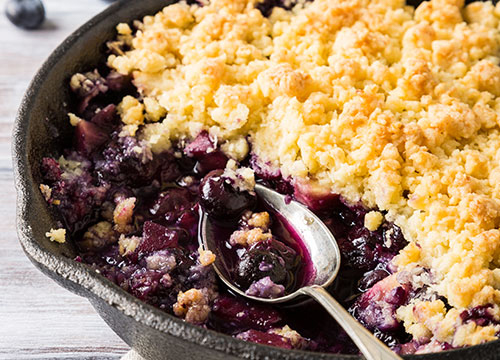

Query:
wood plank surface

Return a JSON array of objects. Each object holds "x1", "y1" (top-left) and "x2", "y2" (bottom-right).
[{"x1": 0, "y1": 1, "x2": 130, "y2": 358}]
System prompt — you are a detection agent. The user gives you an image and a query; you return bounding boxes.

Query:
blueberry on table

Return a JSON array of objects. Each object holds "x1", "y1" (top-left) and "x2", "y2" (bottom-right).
[{"x1": 5, "y1": 0, "x2": 45, "y2": 30}]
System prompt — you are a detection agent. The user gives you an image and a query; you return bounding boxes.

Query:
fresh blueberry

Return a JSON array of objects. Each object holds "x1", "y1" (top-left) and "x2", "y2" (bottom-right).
[{"x1": 5, "y1": 0, "x2": 45, "y2": 30}]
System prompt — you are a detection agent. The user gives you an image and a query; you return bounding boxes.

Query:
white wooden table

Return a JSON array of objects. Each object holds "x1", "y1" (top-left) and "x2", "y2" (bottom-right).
[{"x1": 0, "y1": 1, "x2": 130, "y2": 358}]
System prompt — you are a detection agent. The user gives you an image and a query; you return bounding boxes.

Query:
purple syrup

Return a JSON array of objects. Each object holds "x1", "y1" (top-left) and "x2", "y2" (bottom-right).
[{"x1": 205, "y1": 202, "x2": 314, "y2": 297}]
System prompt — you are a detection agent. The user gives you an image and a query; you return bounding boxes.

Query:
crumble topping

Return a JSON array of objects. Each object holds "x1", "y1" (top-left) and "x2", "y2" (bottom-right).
[
  {"x1": 246, "y1": 211, "x2": 271, "y2": 231},
  {"x1": 364, "y1": 211, "x2": 384, "y2": 231},
  {"x1": 173, "y1": 288, "x2": 211, "y2": 324},
  {"x1": 198, "y1": 247, "x2": 216, "y2": 266},
  {"x1": 269, "y1": 325, "x2": 306, "y2": 349},
  {"x1": 39, "y1": 184, "x2": 52, "y2": 201},
  {"x1": 113, "y1": 197, "x2": 136, "y2": 233},
  {"x1": 222, "y1": 159, "x2": 256, "y2": 192},
  {"x1": 230, "y1": 227, "x2": 273, "y2": 247},
  {"x1": 107, "y1": 0, "x2": 500, "y2": 347},
  {"x1": 68, "y1": 112, "x2": 82, "y2": 126},
  {"x1": 118, "y1": 234, "x2": 141, "y2": 256},
  {"x1": 45, "y1": 228, "x2": 66, "y2": 244}
]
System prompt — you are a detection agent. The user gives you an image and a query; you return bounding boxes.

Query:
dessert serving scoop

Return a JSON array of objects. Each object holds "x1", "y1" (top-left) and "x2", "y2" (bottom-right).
[{"x1": 200, "y1": 184, "x2": 402, "y2": 360}]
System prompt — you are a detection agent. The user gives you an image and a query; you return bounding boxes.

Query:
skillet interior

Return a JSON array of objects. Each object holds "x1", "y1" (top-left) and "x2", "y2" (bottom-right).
[{"x1": 12, "y1": 0, "x2": 500, "y2": 359}]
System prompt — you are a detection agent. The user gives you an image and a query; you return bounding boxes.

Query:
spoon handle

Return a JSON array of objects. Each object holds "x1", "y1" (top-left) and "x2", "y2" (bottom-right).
[{"x1": 299, "y1": 285, "x2": 403, "y2": 360}]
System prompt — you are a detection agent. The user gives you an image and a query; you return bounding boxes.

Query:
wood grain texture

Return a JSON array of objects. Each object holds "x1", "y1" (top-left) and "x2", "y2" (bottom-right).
[{"x1": 0, "y1": 1, "x2": 129, "y2": 358}]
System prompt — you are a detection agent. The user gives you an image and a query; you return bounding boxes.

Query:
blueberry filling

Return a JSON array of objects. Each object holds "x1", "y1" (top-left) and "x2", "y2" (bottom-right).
[{"x1": 40, "y1": 78, "x2": 414, "y2": 352}]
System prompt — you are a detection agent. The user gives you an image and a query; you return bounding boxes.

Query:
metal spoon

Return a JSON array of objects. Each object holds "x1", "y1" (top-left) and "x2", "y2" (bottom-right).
[{"x1": 200, "y1": 183, "x2": 402, "y2": 360}]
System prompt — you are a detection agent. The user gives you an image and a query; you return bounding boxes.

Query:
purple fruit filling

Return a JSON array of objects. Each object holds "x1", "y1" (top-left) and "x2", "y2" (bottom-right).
[{"x1": 40, "y1": 102, "x2": 414, "y2": 353}]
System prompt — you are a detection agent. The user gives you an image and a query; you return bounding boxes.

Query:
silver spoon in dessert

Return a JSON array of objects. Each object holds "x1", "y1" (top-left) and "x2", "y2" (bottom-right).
[{"x1": 200, "y1": 183, "x2": 402, "y2": 360}]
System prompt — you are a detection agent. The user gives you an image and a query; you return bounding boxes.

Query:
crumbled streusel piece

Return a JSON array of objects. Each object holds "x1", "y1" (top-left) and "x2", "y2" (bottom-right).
[
  {"x1": 113, "y1": 197, "x2": 136, "y2": 233},
  {"x1": 173, "y1": 288, "x2": 211, "y2": 324},
  {"x1": 364, "y1": 211, "x2": 384, "y2": 231},
  {"x1": 270, "y1": 325, "x2": 306, "y2": 349},
  {"x1": 223, "y1": 160, "x2": 255, "y2": 192},
  {"x1": 198, "y1": 247, "x2": 216, "y2": 266},
  {"x1": 229, "y1": 228, "x2": 272, "y2": 247},
  {"x1": 45, "y1": 228, "x2": 66, "y2": 244},
  {"x1": 118, "y1": 234, "x2": 141, "y2": 256},
  {"x1": 39, "y1": 184, "x2": 52, "y2": 201},
  {"x1": 80, "y1": 221, "x2": 117, "y2": 251},
  {"x1": 220, "y1": 137, "x2": 249, "y2": 161},
  {"x1": 68, "y1": 112, "x2": 82, "y2": 126},
  {"x1": 246, "y1": 212, "x2": 271, "y2": 231},
  {"x1": 117, "y1": 95, "x2": 144, "y2": 126},
  {"x1": 146, "y1": 251, "x2": 176, "y2": 271}
]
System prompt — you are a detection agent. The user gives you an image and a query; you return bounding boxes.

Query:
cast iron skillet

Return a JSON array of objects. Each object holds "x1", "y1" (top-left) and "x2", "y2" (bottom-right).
[{"x1": 12, "y1": 0, "x2": 500, "y2": 359}]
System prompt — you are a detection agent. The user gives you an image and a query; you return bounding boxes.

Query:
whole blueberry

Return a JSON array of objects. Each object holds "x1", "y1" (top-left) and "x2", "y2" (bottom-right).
[
  {"x1": 5, "y1": 0, "x2": 45, "y2": 30},
  {"x1": 236, "y1": 247, "x2": 288, "y2": 288},
  {"x1": 199, "y1": 170, "x2": 256, "y2": 220}
]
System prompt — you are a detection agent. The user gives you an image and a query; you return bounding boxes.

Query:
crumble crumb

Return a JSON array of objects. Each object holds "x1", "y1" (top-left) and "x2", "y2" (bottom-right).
[
  {"x1": 229, "y1": 227, "x2": 272, "y2": 247},
  {"x1": 146, "y1": 251, "x2": 176, "y2": 271},
  {"x1": 270, "y1": 325, "x2": 306, "y2": 349},
  {"x1": 113, "y1": 197, "x2": 136, "y2": 233},
  {"x1": 80, "y1": 221, "x2": 117, "y2": 251},
  {"x1": 45, "y1": 228, "x2": 66, "y2": 244},
  {"x1": 39, "y1": 184, "x2": 52, "y2": 201},
  {"x1": 144, "y1": 97, "x2": 166, "y2": 122},
  {"x1": 198, "y1": 247, "x2": 216, "y2": 266},
  {"x1": 246, "y1": 211, "x2": 271, "y2": 231},
  {"x1": 173, "y1": 288, "x2": 211, "y2": 324},
  {"x1": 116, "y1": 23, "x2": 132, "y2": 36},
  {"x1": 223, "y1": 159, "x2": 255, "y2": 192},
  {"x1": 68, "y1": 113, "x2": 82, "y2": 126},
  {"x1": 221, "y1": 137, "x2": 249, "y2": 161},
  {"x1": 118, "y1": 234, "x2": 141, "y2": 256},
  {"x1": 117, "y1": 95, "x2": 144, "y2": 126},
  {"x1": 364, "y1": 211, "x2": 384, "y2": 231}
]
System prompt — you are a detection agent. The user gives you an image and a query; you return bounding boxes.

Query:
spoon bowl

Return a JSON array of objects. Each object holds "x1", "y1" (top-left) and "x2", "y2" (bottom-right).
[
  {"x1": 200, "y1": 183, "x2": 341, "y2": 303},
  {"x1": 200, "y1": 183, "x2": 403, "y2": 360}
]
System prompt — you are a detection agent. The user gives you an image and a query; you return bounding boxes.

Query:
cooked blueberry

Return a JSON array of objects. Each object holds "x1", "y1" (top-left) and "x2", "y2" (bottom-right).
[
  {"x1": 70, "y1": 71, "x2": 108, "y2": 113},
  {"x1": 140, "y1": 221, "x2": 189, "y2": 253},
  {"x1": 95, "y1": 136, "x2": 159, "y2": 185},
  {"x1": 5, "y1": 0, "x2": 45, "y2": 30},
  {"x1": 40, "y1": 157, "x2": 62, "y2": 182},
  {"x1": 184, "y1": 131, "x2": 215, "y2": 157},
  {"x1": 159, "y1": 156, "x2": 182, "y2": 184},
  {"x1": 209, "y1": 295, "x2": 282, "y2": 332},
  {"x1": 235, "y1": 239, "x2": 298, "y2": 291},
  {"x1": 460, "y1": 304, "x2": 497, "y2": 327},
  {"x1": 129, "y1": 268, "x2": 163, "y2": 300},
  {"x1": 236, "y1": 248, "x2": 287, "y2": 288},
  {"x1": 74, "y1": 120, "x2": 108, "y2": 156},
  {"x1": 105, "y1": 71, "x2": 131, "y2": 92},
  {"x1": 381, "y1": 224, "x2": 407, "y2": 254},
  {"x1": 89, "y1": 104, "x2": 117, "y2": 130},
  {"x1": 358, "y1": 269, "x2": 390, "y2": 292},
  {"x1": 194, "y1": 151, "x2": 228, "y2": 175},
  {"x1": 199, "y1": 170, "x2": 256, "y2": 219},
  {"x1": 148, "y1": 188, "x2": 192, "y2": 219},
  {"x1": 236, "y1": 329, "x2": 292, "y2": 349}
]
